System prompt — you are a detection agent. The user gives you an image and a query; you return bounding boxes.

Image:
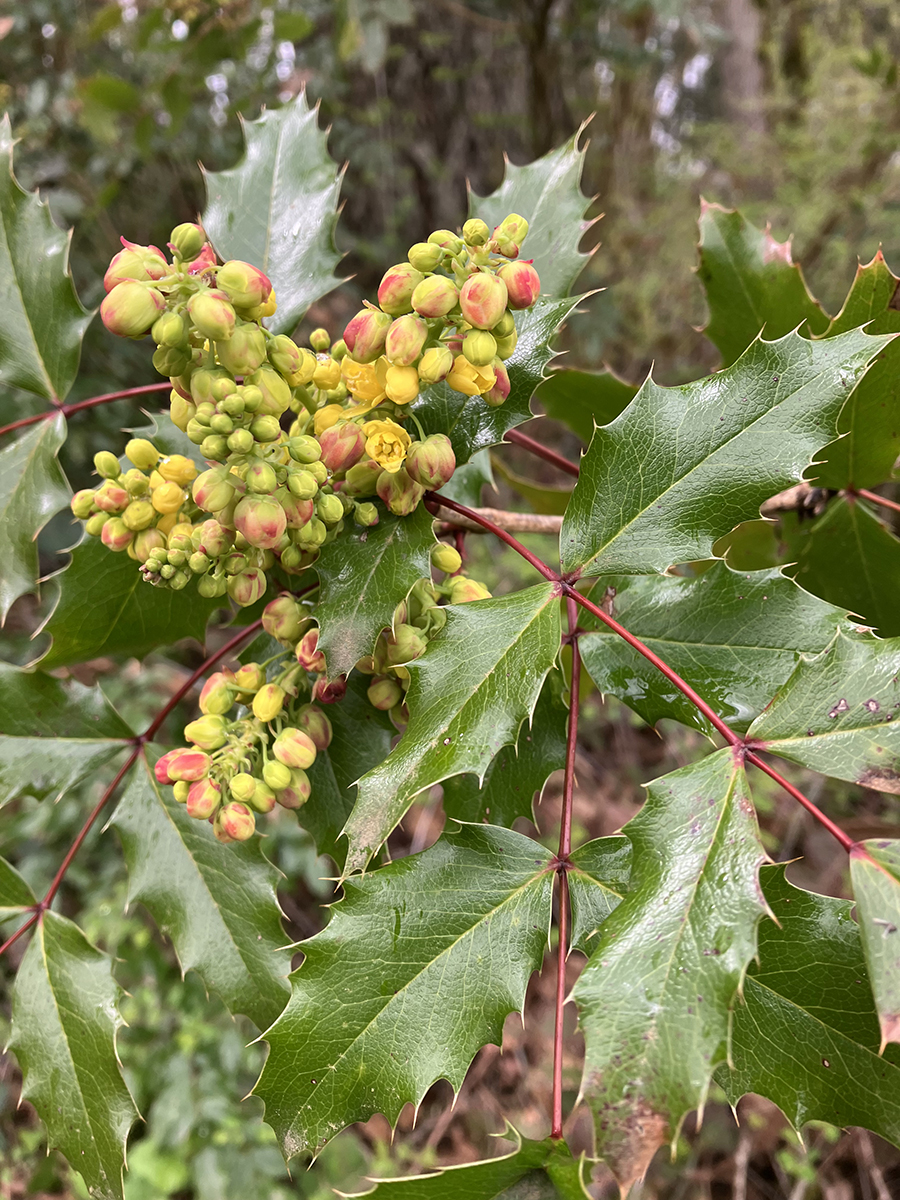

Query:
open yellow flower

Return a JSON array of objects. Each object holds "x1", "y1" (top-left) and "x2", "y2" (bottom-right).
[
  {"x1": 446, "y1": 354, "x2": 495, "y2": 397},
  {"x1": 341, "y1": 356, "x2": 386, "y2": 414},
  {"x1": 363, "y1": 418, "x2": 411, "y2": 474}
]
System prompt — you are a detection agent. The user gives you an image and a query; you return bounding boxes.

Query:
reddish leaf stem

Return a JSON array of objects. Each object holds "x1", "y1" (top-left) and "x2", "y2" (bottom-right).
[
  {"x1": 559, "y1": 597, "x2": 581, "y2": 863},
  {"x1": 853, "y1": 487, "x2": 900, "y2": 517},
  {"x1": 550, "y1": 870, "x2": 570, "y2": 1141},
  {"x1": 745, "y1": 751, "x2": 854, "y2": 852},
  {"x1": 0, "y1": 912, "x2": 40, "y2": 959},
  {"x1": 425, "y1": 492, "x2": 559, "y2": 582},
  {"x1": 0, "y1": 382, "x2": 171, "y2": 440},
  {"x1": 504, "y1": 427, "x2": 581, "y2": 479}
]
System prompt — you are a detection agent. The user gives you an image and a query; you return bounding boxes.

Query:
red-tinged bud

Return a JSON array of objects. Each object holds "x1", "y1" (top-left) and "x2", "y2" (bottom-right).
[
  {"x1": 312, "y1": 675, "x2": 347, "y2": 705},
  {"x1": 184, "y1": 714, "x2": 228, "y2": 750},
  {"x1": 196, "y1": 519, "x2": 233, "y2": 558},
  {"x1": 417, "y1": 347, "x2": 453, "y2": 385},
  {"x1": 498, "y1": 261, "x2": 540, "y2": 310},
  {"x1": 318, "y1": 422, "x2": 366, "y2": 473},
  {"x1": 71, "y1": 489, "x2": 96, "y2": 519},
  {"x1": 246, "y1": 780, "x2": 276, "y2": 814},
  {"x1": 218, "y1": 801, "x2": 256, "y2": 841},
  {"x1": 263, "y1": 759, "x2": 292, "y2": 790},
  {"x1": 262, "y1": 596, "x2": 306, "y2": 643},
  {"x1": 296, "y1": 628, "x2": 326, "y2": 672},
  {"x1": 188, "y1": 290, "x2": 236, "y2": 341},
  {"x1": 367, "y1": 676, "x2": 404, "y2": 711},
  {"x1": 101, "y1": 517, "x2": 134, "y2": 552},
  {"x1": 168, "y1": 748, "x2": 212, "y2": 782},
  {"x1": 295, "y1": 703, "x2": 333, "y2": 749},
  {"x1": 245, "y1": 462, "x2": 278, "y2": 494},
  {"x1": 264, "y1": 333, "x2": 299, "y2": 377},
  {"x1": 404, "y1": 434, "x2": 456, "y2": 489},
  {"x1": 376, "y1": 467, "x2": 424, "y2": 517},
  {"x1": 188, "y1": 243, "x2": 217, "y2": 275},
  {"x1": 169, "y1": 222, "x2": 206, "y2": 261},
  {"x1": 199, "y1": 670, "x2": 236, "y2": 715},
  {"x1": 385, "y1": 314, "x2": 428, "y2": 366},
  {"x1": 227, "y1": 568, "x2": 267, "y2": 607},
  {"x1": 342, "y1": 460, "x2": 382, "y2": 497},
  {"x1": 484, "y1": 358, "x2": 511, "y2": 406},
  {"x1": 272, "y1": 727, "x2": 317, "y2": 769},
  {"x1": 101, "y1": 281, "x2": 165, "y2": 338},
  {"x1": 387, "y1": 623, "x2": 428, "y2": 666},
  {"x1": 459, "y1": 272, "x2": 508, "y2": 329},
  {"x1": 411, "y1": 275, "x2": 459, "y2": 319},
  {"x1": 233, "y1": 664, "x2": 266, "y2": 695},
  {"x1": 133, "y1": 528, "x2": 165, "y2": 561},
  {"x1": 216, "y1": 260, "x2": 273, "y2": 310},
  {"x1": 246, "y1": 366, "x2": 292, "y2": 417},
  {"x1": 279, "y1": 490, "x2": 315, "y2": 530},
  {"x1": 378, "y1": 263, "x2": 424, "y2": 316},
  {"x1": 215, "y1": 324, "x2": 267, "y2": 376},
  {"x1": 252, "y1": 683, "x2": 285, "y2": 722},
  {"x1": 343, "y1": 307, "x2": 393, "y2": 363},
  {"x1": 234, "y1": 496, "x2": 286, "y2": 550},
  {"x1": 275, "y1": 768, "x2": 311, "y2": 809},
  {"x1": 449, "y1": 575, "x2": 492, "y2": 603},
  {"x1": 192, "y1": 469, "x2": 236, "y2": 513},
  {"x1": 154, "y1": 749, "x2": 180, "y2": 785},
  {"x1": 103, "y1": 239, "x2": 167, "y2": 291},
  {"x1": 186, "y1": 776, "x2": 221, "y2": 820}
]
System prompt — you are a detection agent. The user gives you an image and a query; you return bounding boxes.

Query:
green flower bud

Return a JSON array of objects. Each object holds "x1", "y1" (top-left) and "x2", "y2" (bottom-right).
[
  {"x1": 186, "y1": 777, "x2": 221, "y2": 820},
  {"x1": 427, "y1": 229, "x2": 464, "y2": 254},
  {"x1": 343, "y1": 307, "x2": 393, "y2": 364},
  {"x1": 431, "y1": 542, "x2": 462, "y2": 573},
  {"x1": 368, "y1": 675, "x2": 404, "y2": 711},
  {"x1": 288, "y1": 435, "x2": 322, "y2": 464},
  {"x1": 170, "y1": 222, "x2": 206, "y2": 261},
  {"x1": 199, "y1": 670, "x2": 236, "y2": 715},
  {"x1": 227, "y1": 568, "x2": 267, "y2": 607},
  {"x1": 190, "y1": 367, "x2": 234, "y2": 406},
  {"x1": 216, "y1": 260, "x2": 273, "y2": 310},
  {"x1": 100, "y1": 281, "x2": 165, "y2": 338},
  {"x1": 276, "y1": 767, "x2": 311, "y2": 810},
  {"x1": 287, "y1": 469, "x2": 318, "y2": 500},
  {"x1": 316, "y1": 493, "x2": 345, "y2": 527},
  {"x1": 246, "y1": 366, "x2": 292, "y2": 417},
  {"x1": 230, "y1": 773, "x2": 257, "y2": 803},
  {"x1": 85, "y1": 512, "x2": 108, "y2": 536},
  {"x1": 410, "y1": 275, "x2": 458, "y2": 318},
  {"x1": 215, "y1": 323, "x2": 267, "y2": 376},
  {"x1": 376, "y1": 467, "x2": 424, "y2": 517},
  {"x1": 463, "y1": 217, "x2": 490, "y2": 246},
  {"x1": 494, "y1": 328, "x2": 518, "y2": 360},
  {"x1": 272, "y1": 727, "x2": 317, "y2": 769},
  {"x1": 70, "y1": 489, "x2": 96, "y2": 519},
  {"x1": 460, "y1": 272, "x2": 508, "y2": 330},
  {"x1": 405, "y1": 434, "x2": 456, "y2": 489},
  {"x1": 417, "y1": 346, "x2": 453, "y2": 385},
  {"x1": 173, "y1": 780, "x2": 190, "y2": 803},
  {"x1": 152, "y1": 344, "x2": 191, "y2": 378},
  {"x1": 199, "y1": 434, "x2": 229, "y2": 461},
  {"x1": 122, "y1": 499, "x2": 155, "y2": 531},
  {"x1": 245, "y1": 462, "x2": 279, "y2": 494},
  {"x1": 377, "y1": 263, "x2": 425, "y2": 316},
  {"x1": 252, "y1": 683, "x2": 286, "y2": 722},
  {"x1": 246, "y1": 780, "x2": 276, "y2": 814},
  {"x1": 385, "y1": 314, "x2": 428, "y2": 366},
  {"x1": 94, "y1": 451, "x2": 121, "y2": 480},
  {"x1": 151, "y1": 311, "x2": 189, "y2": 348},
  {"x1": 262, "y1": 595, "x2": 306, "y2": 643},
  {"x1": 184, "y1": 713, "x2": 228, "y2": 750},
  {"x1": 387, "y1": 623, "x2": 429, "y2": 666},
  {"x1": 189, "y1": 551, "x2": 211, "y2": 573},
  {"x1": 462, "y1": 329, "x2": 497, "y2": 367},
  {"x1": 170, "y1": 394, "x2": 196, "y2": 433},
  {"x1": 226, "y1": 429, "x2": 253, "y2": 455},
  {"x1": 265, "y1": 333, "x2": 300, "y2": 377},
  {"x1": 121, "y1": 468, "x2": 150, "y2": 495},
  {"x1": 263, "y1": 759, "x2": 292, "y2": 791},
  {"x1": 218, "y1": 801, "x2": 256, "y2": 841},
  {"x1": 197, "y1": 573, "x2": 227, "y2": 598},
  {"x1": 295, "y1": 703, "x2": 333, "y2": 751},
  {"x1": 354, "y1": 501, "x2": 379, "y2": 526},
  {"x1": 188, "y1": 290, "x2": 236, "y2": 341},
  {"x1": 408, "y1": 242, "x2": 444, "y2": 272},
  {"x1": 307, "y1": 460, "x2": 328, "y2": 484},
  {"x1": 448, "y1": 575, "x2": 492, "y2": 603},
  {"x1": 343, "y1": 460, "x2": 382, "y2": 497}
]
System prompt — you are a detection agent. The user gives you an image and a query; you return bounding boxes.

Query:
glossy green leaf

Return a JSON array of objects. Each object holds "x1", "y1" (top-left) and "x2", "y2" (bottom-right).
[
  {"x1": 254, "y1": 825, "x2": 554, "y2": 1158},
  {"x1": 781, "y1": 497, "x2": 900, "y2": 638},
  {"x1": 111, "y1": 752, "x2": 290, "y2": 1030},
  {"x1": 0, "y1": 116, "x2": 92, "y2": 402},
  {"x1": 812, "y1": 250, "x2": 900, "y2": 489},
  {"x1": 344, "y1": 584, "x2": 562, "y2": 873},
  {"x1": 39, "y1": 536, "x2": 221, "y2": 667},
  {"x1": 717, "y1": 866, "x2": 900, "y2": 1146},
  {"x1": 0, "y1": 855, "x2": 36, "y2": 920},
  {"x1": 567, "y1": 836, "x2": 631, "y2": 957},
  {"x1": 346, "y1": 1129, "x2": 591, "y2": 1198},
  {"x1": 202, "y1": 93, "x2": 342, "y2": 336},
  {"x1": 9, "y1": 911, "x2": 137, "y2": 1200},
  {"x1": 850, "y1": 840, "x2": 900, "y2": 1049},
  {"x1": 0, "y1": 414, "x2": 70, "y2": 622},
  {"x1": 579, "y1": 563, "x2": 846, "y2": 736},
  {"x1": 697, "y1": 202, "x2": 828, "y2": 367},
  {"x1": 573, "y1": 749, "x2": 767, "y2": 1192},
  {"x1": 314, "y1": 505, "x2": 436, "y2": 680},
  {"x1": 0, "y1": 663, "x2": 133, "y2": 806},
  {"x1": 561, "y1": 329, "x2": 892, "y2": 578},
  {"x1": 442, "y1": 671, "x2": 569, "y2": 827},
  {"x1": 537, "y1": 368, "x2": 637, "y2": 444},
  {"x1": 748, "y1": 628, "x2": 900, "y2": 793}
]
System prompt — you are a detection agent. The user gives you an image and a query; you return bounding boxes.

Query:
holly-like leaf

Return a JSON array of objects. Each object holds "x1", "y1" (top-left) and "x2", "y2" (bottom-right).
[
  {"x1": 39, "y1": 536, "x2": 221, "y2": 667},
  {"x1": 812, "y1": 250, "x2": 900, "y2": 489},
  {"x1": 579, "y1": 563, "x2": 846, "y2": 736},
  {"x1": 573, "y1": 749, "x2": 767, "y2": 1193},
  {"x1": 567, "y1": 836, "x2": 631, "y2": 957},
  {"x1": 8, "y1": 911, "x2": 138, "y2": 1200},
  {"x1": 696, "y1": 202, "x2": 828, "y2": 367},
  {"x1": 202, "y1": 92, "x2": 342, "y2": 336},
  {"x1": 747, "y1": 628, "x2": 900, "y2": 794},
  {"x1": 560, "y1": 329, "x2": 892, "y2": 578},
  {"x1": 111, "y1": 752, "x2": 290, "y2": 1030},
  {"x1": 716, "y1": 866, "x2": 900, "y2": 1147},
  {"x1": 343, "y1": 584, "x2": 562, "y2": 873},
  {"x1": 345, "y1": 1129, "x2": 591, "y2": 1199},
  {"x1": 442, "y1": 671, "x2": 569, "y2": 827},
  {"x1": 0, "y1": 663, "x2": 133, "y2": 806},
  {"x1": 850, "y1": 840, "x2": 900, "y2": 1049},
  {"x1": 0, "y1": 414, "x2": 70, "y2": 622},
  {"x1": 537, "y1": 368, "x2": 638, "y2": 444},
  {"x1": 314, "y1": 505, "x2": 436, "y2": 680},
  {"x1": 781, "y1": 497, "x2": 900, "y2": 638},
  {"x1": 254, "y1": 825, "x2": 554, "y2": 1158},
  {"x1": 0, "y1": 116, "x2": 92, "y2": 402},
  {"x1": 0, "y1": 856, "x2": 36, "y2": 921}
]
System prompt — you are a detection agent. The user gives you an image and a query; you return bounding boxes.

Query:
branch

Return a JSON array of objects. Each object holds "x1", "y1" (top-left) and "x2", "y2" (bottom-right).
[
  {"x1": 0, "y1": 382, "x2": 172, "y2": 440},
  {"x1": 504, "y1": 427, "x2": 581, "y2": 478},
  {"x1": 426, "y1": 492, "x2": 560, "y2": 581},
  {"x1": 852, "y1": 487, "x2": 900, "y2": 518}
]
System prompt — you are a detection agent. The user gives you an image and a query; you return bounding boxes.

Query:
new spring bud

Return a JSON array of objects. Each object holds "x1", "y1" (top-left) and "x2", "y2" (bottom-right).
[
  {"x1": 447, "y1": 355, "x2": 495, "y2": 397},
  {"x1": 125, "y1": 439, "x2": 160, "y2": 471},
  {"x1": 173, "y1": 781, "x2": 190, "y2": 803},
  {"x1": 343, "y1": 460, "x2": 382, "y2": 497},
  {"x1": 229, "y1": 774, "x2": 256, "y2": 803},
  {"x1": 317, "y1": 493, "x2": 344, "y2": 526},
  {"x1": 233, "y1": 663, "x2": 266, "y2": 695},
  {"x1": 280, "y1": 491, "x2": 314, "y2": 529},
  {"x1": 154, "y1": 749, "x2": 181, "y2": 785},
  {"x1": 248, "y1": 416, "x2": 280, "y2": 444},
  {"x1": 93, "y1": 481, "x2": 129, "y2": 512},
  {"x1": 170, "y1": 394, "x2": 196, "y2": 432},
  {"x1": 462, "y1": 329, "x2": 497, "y2": 367},
  {"x1": 287, "y1": 435, "x2": 321, "y2": 465},
  {"x1": 368, "y1": 676, "x2": 404, "y2": 711},
  {"x1": 253, "y1": 683, "x2": 286, "y2": 722},
  {"x1": 385, "y1": 314, "x2": 428, "y2": 366},
  {"x1": 190, "y1": 367, "x2": 233, "y2": 407},
  {"x1": 376, "y1": 467, "x2": 424, "y2": 516},
  {"x1": 295, "y1": 703, "x2": 333, "y2": 751},
  {"x1": 245, "y1": 462, "x2": 278, "y2": 494},
  {"x1": 263, "y1": 760, "x2": 293, "y2": 791},
  {"x1": 169, "y1": 222, "x2": 206, "y2": 261},
  {"x1": 312, "y1": 356, "x2": 342, "y2": 392},
  {"x1": 296, "y1": 629, "x2": 326, "y2": 672},
  {"x1": 343, "y1": 308, "x2": 393, "y2": 364},
  {"x1": 247, "y1": 781, "x2": 276, "y2": 814},
  {"x1": 104, "y1": 239, "x2": 167, "y2": 291},
  {"x1": 272, "y1": 727, "x2": 317, "y2": 769},
  {"x1": 288, "y1": 347, "x2": 319, "y2": 387},
  {"x1": 122, "y1": 499, "x2": 155, "y2": 531},
  {"x1": 247, "y1": 366, "x2": 292, "y2": 417},
  {"x1": 378, "y1": 263, "x2": 425, "y2": 316},
  {"x1": 262, "y1": 595, "x2": 306, "y2": 643},
  {"x1": 187, "y1": 290, "x2": 236, "y2": 341},
  {"x1": 498, "y1": 261, "x2": 540, "y2": 310},
  {"x1": 193, "y1": 469, "x2": 236, "y2": 512},
  {"x1": 495, "y1": 213, "x2": 529, "y2": 245},
  {"x1": 449, "y1": 575, "x2": 492, "y2": 602},
  {"x1": 276, "y1": 768, "x2": 311, "y2": 809},
  {"x1": 234, "y1": 496, "x2": 286, "y2": 549},
  {"x1": 417, "y1": 346, "x2": 453, "y2": 385},
  {"x1": 312, "y1": 675, "x2": 347, "y2": 705},
  {"x1": 226, "y1": 430, "x2": 252, "y2": 455},
  {"x1": 227, "y1": 568, "x2": 267, "y2": 607},
  {"x1": 186, "y1": 777, "x2": 221, "y2": 820},
  {"x1": 151, "y1": 481, "x2": 185, "y2": 514},
  {"x1": 199, "y1": 671, "x2": 235, "y2": 715},
  {"x1": 463, "y1": 217, "x2": 490, "y2": 246},
  {"x1": 387, "y1": 623, "x2": 428, "y2": 666},
  {"x1": 288, "y1": 470, "x2": 318, "y2": 500},
  {"x1": 94, "y1": 450, "x2": 121, "y2": 480},
  {"x1": 157, "y1": 455, "x2": 197, "y2": 486},
  {"x1": 188, "y1": 243, "x2": 217, "y2": 275},
  {"x1": 384, "y1": 365, "x2": 419, "y2": 405},
  {"x1": 485, "y1": 359, "x2": 511, "y2": 405},
  {"x1": 194, "y1": 520, "x2": 231, "y2": 558},
  {"x1": 167, "y1": 748, "x2": 212, "y2": 782},
  {"x1": 410, "y1": 275, "x2": 458, "y2": 318},
  {"x1": 219, "y1": 802, "x2": 256, "y2": 841},
  {"x1": 405, "y1": 433, "x2": 456, "y2": 489},
  {"x1": 431, "y1": 542, "x2": 462, "y2": 573},
  {"x1": 216, "y1": 260, "x2": 273, "y2": 310},
  {"x1": 459, "y1": 272, "x2": 508, "y2": 329},
  {"x1": 101, "y1": 517, "x2": 134, "y2": 552},
  {"x1": 134, "y1": 528, "x2": 166, "y2": 560},
  {"x1": 427, "y1": 229, "x2": 464, "y2": 254},
  {"x1": 355, "y1": 501, "x2": 379, "y2": 526},
  {"x1": 71, "y1": 489, "x2": 96, "y2": 519},
  {"x1": 184, "y1": 714, "x2": 228, "y2": 750},
  {"x1": 309, "y1": 328, "x2": 331, "y2": 353},
  {"x1": 494, "y1": 328, "x2": 518, "y2": 360},
  {"x1": 318, "y1": 421, "x2": 366, "y2": 473},
  {"x1": 215, "y1": 324, "x2": 267, "y2": 376},
  {"x1": 197, "y1": 574, "x2": 227, "y2": 598}
]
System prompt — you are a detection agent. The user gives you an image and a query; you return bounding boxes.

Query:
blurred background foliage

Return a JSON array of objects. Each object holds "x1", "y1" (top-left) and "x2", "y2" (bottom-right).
[{"x1": 4, "y1": 1, "x2": 900, "y2": 1196}]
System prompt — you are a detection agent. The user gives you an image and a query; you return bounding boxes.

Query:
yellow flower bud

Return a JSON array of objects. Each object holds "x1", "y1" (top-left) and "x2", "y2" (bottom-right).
[
  {"x1": 313, "y1": 404, "x2": 345, "y2": 435},
  {"x1": 312, "y1": 356, "x2": 342, "y2": 390},
  {"x1": 363, "y1": 418, "x2": 412, "y2": 474},
  {"x1": 261, "y1": 288, "x2": 278, "y2": 317},
  {"x1": 447, "y1": 354, "x2": 496, "y2": 397},
  {"x1": 384, "y1": 364, "x2": 419, "y2": 405},
  {"x1": 151, "y1": 481, "x2": 185, "y2": 514},
  {"x1": 157, "y1": 454, "x2": 198, "y2": 486},
  {"x1": 156, "y1": 510, "x2": 182, "y2": 535},
  {"x1": 125, "y1": 438, "x2": 160, "y2": 470}
]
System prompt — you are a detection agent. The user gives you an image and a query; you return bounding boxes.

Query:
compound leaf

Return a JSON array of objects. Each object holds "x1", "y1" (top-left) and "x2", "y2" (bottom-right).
[
  {"x1": 0, "y1": 414, "x2": 70, "y2": 622},
  {"x1": 567, "y1": 836, "x2": 631, "y2": 957},
  {"x1": 0, "y1": 115, "x2": 92, "y2": 402},
  {"x1": 573, "y1": 749, "x2": 767, "y2": 1193},
  {"x1": 254, "y1": 825, "x2": 554, "y2": 1158},
  {"x1": 0, "y1": 663, "x2": 133, "y2": 806},
  {"x1": 850, "y1": 839, "x2": 900, "y2": 1049},
  {"x1": 314, "y1": 505, "x2": 436, "y2": 680},
  {"x1": 9, "y1": 911, "x2": 137, "y2": 1200},
  {"x1": 579, "y1": 563, "x2": 846, "y2": 736},
  {"x1": 202, "y1": 93, "x2": 342, "y2": 336},
  {"x1": 561, "y1": 329, "x2": 892, "y2": 578},
  {"x1": 537, "y1": 368, "x2": 638, "y2": 445},
  {"x1": 748, "y1": 628, "x2": 900, "y2": 794},
  {"x1": 111, "y1": 752, "x2": 290, "y2": 1030},
  {"x1": 344, "y1": 584, "x2": 561, "y2": 874},
  {"x1": 716, "y1": 866, "x2": 900, "y2": 1147},
  {"x1": 697, "y1": 202, "x2": 828, "y2": 367}
]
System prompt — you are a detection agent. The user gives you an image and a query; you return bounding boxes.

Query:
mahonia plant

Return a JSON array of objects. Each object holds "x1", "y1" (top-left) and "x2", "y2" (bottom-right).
[{"x1": 3, "y1": 95, "x2": 900, "y2": 1200}]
